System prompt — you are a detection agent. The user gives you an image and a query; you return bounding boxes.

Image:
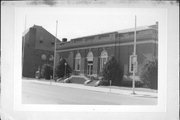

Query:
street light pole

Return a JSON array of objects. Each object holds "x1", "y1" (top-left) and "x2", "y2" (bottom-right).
[
  {"x1": 52, "y1": 20, "x2": 58, "y2": 84},
  {"x1": 109, "y1": 80, "x2": 112, "y2": 93},
  {"x1": 132, "y1": 15, "x2": 137, "y2": 94},
  {"x1": 65, "y1": 62, "x2": 67, "y2": 78}
]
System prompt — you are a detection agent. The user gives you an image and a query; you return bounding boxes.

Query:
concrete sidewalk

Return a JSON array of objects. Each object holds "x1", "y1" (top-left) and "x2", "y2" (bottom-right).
[{"x1": 23, "y1": 79, "x2": 158, "y2": 98}]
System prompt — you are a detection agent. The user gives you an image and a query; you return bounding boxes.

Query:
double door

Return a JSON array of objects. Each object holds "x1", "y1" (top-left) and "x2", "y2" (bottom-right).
[{"x1": 87, "y1": 61, "x2": 93, "y2": 75}]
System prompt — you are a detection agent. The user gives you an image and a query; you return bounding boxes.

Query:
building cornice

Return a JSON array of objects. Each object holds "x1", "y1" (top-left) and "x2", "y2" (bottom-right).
[{"x1": 56, "y1": 40, "x2": 158, "y2": 52}]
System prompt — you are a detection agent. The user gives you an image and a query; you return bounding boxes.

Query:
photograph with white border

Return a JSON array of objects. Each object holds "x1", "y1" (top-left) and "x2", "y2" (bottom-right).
[{"x1": 1, "y1": 1, "x2": 179, "y2": 120}]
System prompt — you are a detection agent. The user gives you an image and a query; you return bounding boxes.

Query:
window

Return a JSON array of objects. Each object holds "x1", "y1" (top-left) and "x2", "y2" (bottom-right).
[
  {"x1": 51, "y1": 42, "x2": 54, "y2": 45},
  {"x1": 87, "y1": 51, "x2": 93, "y2": 75},
  {"x1": 100, "y1": 50, "x2": 108, "y2": 72},
  {"x1": 75, "y1": 53, "x2": 81, "y2": 71}
]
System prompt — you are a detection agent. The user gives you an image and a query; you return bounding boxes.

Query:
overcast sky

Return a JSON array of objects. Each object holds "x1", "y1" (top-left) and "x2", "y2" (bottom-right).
[{"x1": 15, "y1": 8, "x2": 165, "y2": 41}]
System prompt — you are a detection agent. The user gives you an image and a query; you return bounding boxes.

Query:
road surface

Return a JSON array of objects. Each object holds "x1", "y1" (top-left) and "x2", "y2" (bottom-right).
[{"x1": 22, "y1": 80, "x2": 157, "y2": 105}]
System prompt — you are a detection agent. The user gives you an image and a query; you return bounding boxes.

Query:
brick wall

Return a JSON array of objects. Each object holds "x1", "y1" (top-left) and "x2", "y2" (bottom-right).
[
  {"x1": 56, "y1": 25, "x2": 158, "y2": 78},
  {"x1": 22, "y1": 25, "x2": 59, "y2": 78}
]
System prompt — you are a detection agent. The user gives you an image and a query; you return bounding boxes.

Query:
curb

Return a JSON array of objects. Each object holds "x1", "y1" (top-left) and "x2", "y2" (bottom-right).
[{"x1": 23, "y1": 80, "x2": 157, "y2": 98}]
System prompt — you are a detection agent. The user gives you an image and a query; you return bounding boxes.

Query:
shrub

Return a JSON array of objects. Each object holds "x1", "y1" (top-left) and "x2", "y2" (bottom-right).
[
  {"x1": 41, "y1": 64, "x2": 53, "y2": 80},
  {"x1": 100, "y1": 80, "x2": 110, "y2": 86},
  {"x1": 102, "y1": 56, "x2": 123, "y2": 86},
  {"x1": 121, "y1": 76, "x2": 143, "y2": 87},
  {"x1": 55, "y1": 58, "x2": 72, "y2": 78},
  {"x1": 140, "y1": 58, "x2": 158, "y2": 89}
]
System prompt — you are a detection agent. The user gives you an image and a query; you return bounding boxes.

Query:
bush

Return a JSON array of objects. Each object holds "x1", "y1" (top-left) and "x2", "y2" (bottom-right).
[
  {"x1": 140, "y1": 58, "x2": 158, "y2": 89},
  {"x1": 100, "y1": 80, "x2": 110, "y2": 86},
  {"x1": 121, "y1": 76, "x2": 143, "y2": 87},
  {"x1": 55, "y1": 58, "x2": 72, "y2": 78},
  {"x1": 102, "y1": 56, "x2": 123, "y2": 86},
  {"x1": 41, "y1": 64, "x2": 53, "y2": 80}
]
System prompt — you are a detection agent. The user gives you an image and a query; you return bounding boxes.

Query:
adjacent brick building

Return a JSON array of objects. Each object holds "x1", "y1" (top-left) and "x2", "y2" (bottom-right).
[
  {"x1": 22, "y1": 25, "x2": 60, "y2": 78},
  {"x1": 56, "y1": 23, "x2": 158, "y2": 80}
]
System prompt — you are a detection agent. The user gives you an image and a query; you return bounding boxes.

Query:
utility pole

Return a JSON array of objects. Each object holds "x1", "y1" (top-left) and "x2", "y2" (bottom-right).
[
  {"x1": 109, "y1": 80, "x2": 112, "y2": 93},
  {"x1": 65, "y1": 62, "x2": 67, "y2": 78},
  {"x1": 52, "y1": 20, "x2": 58, "y2": 84},
  {"x1": 132, "y1": 15, "x2": 137, "y2": 94}
]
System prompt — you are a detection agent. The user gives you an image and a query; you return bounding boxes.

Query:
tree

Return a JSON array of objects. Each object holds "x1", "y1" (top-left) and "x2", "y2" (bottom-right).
[
  {"x1": 55, "y1": 58, "x2": 72, "y2": 78},
  {"x1": 140, "y1": 58, "x2": 158, "y2": 89},
  {"x1": 102, "y1": 56, "x2": 123, "y2": 86}
]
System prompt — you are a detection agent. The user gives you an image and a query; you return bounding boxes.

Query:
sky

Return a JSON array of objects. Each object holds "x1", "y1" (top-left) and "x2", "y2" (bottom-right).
[{"x1": 16, "y1": 8, "x2": 165, "y2": 41}]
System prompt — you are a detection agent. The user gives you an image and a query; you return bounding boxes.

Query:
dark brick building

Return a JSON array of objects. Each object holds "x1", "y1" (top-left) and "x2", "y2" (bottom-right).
[
  {"x1": 55, "y1": 23, "x2": 158, "y2": 81},
  {"x1": 22, "y1": 25, "x2": 60, "y2": 78}
]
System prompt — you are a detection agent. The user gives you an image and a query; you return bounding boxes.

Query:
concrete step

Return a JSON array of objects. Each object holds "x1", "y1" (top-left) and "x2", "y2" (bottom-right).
[
  {"x1": 68, "y1": 76, "x2": 87, "y2": 84},
  {"x1": 86, "y1": 80, "x2": 99, "y2": 86}
]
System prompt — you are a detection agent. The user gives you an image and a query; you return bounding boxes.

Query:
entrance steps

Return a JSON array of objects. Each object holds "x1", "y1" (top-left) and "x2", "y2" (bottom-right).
[
  {"x1": 61, "y1": 75, "x2": 100, "y2": 86},
  {"x1": 85, "y1": 80, "x2": 99, "y2": 86},
  {"x1": 67, "y1": 75, "x2": 90, "y2": 84}
]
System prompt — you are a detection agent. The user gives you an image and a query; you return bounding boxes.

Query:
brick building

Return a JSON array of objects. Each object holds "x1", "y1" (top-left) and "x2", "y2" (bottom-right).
[
  {"x1": 22, "y1": 25, "x2": 60, "y2": 78},
  {"x1": 55, "y1": 23, "x2": 158, "y2": 81}
]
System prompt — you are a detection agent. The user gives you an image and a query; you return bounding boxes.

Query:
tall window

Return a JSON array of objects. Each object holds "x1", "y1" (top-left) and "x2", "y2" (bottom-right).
[
  {"x1": 87, "y1": 51, "x2": 93, "y2": 75},
  {"x1": 100, "y1": 50, "x2": 108, "y2": 72},
  {"x1": 75, "y1": 53, "x2": 81, "y2": 71}
]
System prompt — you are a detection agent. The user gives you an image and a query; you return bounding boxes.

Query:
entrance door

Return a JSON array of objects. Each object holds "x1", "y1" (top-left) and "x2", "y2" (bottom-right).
[
  {"x1": 87, "y1": 51, "x2": 94, "y2": 76},
  {"x1": 87, "y1": 61, "x2": 93, "y2": 75}
]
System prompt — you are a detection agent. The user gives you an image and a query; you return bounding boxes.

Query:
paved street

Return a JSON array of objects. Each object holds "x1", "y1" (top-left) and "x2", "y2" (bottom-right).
[{"x1": 22, "y1": 80, "x2": 157, "y2": 105}]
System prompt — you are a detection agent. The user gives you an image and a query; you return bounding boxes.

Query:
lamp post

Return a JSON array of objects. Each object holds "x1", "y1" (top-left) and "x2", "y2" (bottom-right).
[
  {"x1": 65, "y1": 62, "x2": 67, "y2": 78},
  {"x1": 132, "y1": 15, "x2": 137, "y2": 94},
  {"x1": 53, "y1": 20, "x2": 58, "y2": 83},
  {"x1": 109, "y1": 80, "x2": 112, "y2": 93}
]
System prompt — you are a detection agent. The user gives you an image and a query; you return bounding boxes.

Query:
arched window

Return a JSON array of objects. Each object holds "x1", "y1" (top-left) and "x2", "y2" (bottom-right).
[
  {"x1": 100, "y1": 50, "x2": 108, "y2": 72},
  {"x1": 75, "y1": 53, "x2": 81, "y2": 71},
  {"x1": 87, "y1": 51, "x2": 93, "y2": 75}
]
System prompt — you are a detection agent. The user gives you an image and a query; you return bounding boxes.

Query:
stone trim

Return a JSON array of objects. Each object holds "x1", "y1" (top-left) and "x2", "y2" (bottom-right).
[{"x1": 57, "y1": 40, "x2": 157, "y2": 52}]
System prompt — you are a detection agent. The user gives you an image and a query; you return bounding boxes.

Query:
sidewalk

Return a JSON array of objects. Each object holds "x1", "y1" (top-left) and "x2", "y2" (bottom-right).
[{"x1": 24, "y1": 79, "x2": 158, "y2": 98}]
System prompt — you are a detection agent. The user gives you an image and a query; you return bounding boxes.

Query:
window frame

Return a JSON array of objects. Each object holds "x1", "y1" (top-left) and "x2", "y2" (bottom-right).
[{"x1": 100, "y1": 50, "x2": 108, "y2": 72}]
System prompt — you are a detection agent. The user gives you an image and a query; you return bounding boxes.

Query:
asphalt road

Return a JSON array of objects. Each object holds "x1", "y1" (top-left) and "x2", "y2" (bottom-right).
[{"x1": 22, "y1": 81, "x2": 157, "y2": 105}]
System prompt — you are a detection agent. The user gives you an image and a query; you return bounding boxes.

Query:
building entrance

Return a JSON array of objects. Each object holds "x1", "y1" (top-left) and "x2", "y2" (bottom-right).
[
  {"x1": 87, "y1": 61, "x2": 93, "y2": 75},
  {"x1": 87, "y1": 51, "x2": 94, "y2": 76}
]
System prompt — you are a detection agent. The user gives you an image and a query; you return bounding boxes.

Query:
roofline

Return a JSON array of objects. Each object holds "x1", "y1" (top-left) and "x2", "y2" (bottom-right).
[
  {"x1": 71, "y1": 31, "x2": 116, "y2": 40},
  {"x1": 40, "y1": 26, "x2": 61, "y2": 42},
  {"x1": 22, "y1": 25, "x2": 61, "y2": 42},
  {"x1": 22, "y1": 28, "x2": 29, "y2": 36},
  {"x1": 71, "y1": 24, "x2": 157, "y2": 40}
]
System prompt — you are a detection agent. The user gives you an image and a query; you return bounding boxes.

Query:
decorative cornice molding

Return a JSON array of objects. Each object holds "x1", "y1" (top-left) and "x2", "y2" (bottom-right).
[{"x1": 57, "y1": 40, "x2": 157, "y2": 53}]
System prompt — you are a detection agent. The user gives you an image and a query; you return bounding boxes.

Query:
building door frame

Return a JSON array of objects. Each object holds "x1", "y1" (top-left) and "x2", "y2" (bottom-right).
[
  {"x1": 87, "y1": 61, "x2": 93, "y2": 75},
  {"x1": 87, "y1": 51, "x2": 94, "y2": 76}
]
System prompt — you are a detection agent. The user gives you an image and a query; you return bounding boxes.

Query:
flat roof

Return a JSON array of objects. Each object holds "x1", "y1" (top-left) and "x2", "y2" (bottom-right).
[{"x1": 71, "y1": 24, "x2": 157, "y2": 41}]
